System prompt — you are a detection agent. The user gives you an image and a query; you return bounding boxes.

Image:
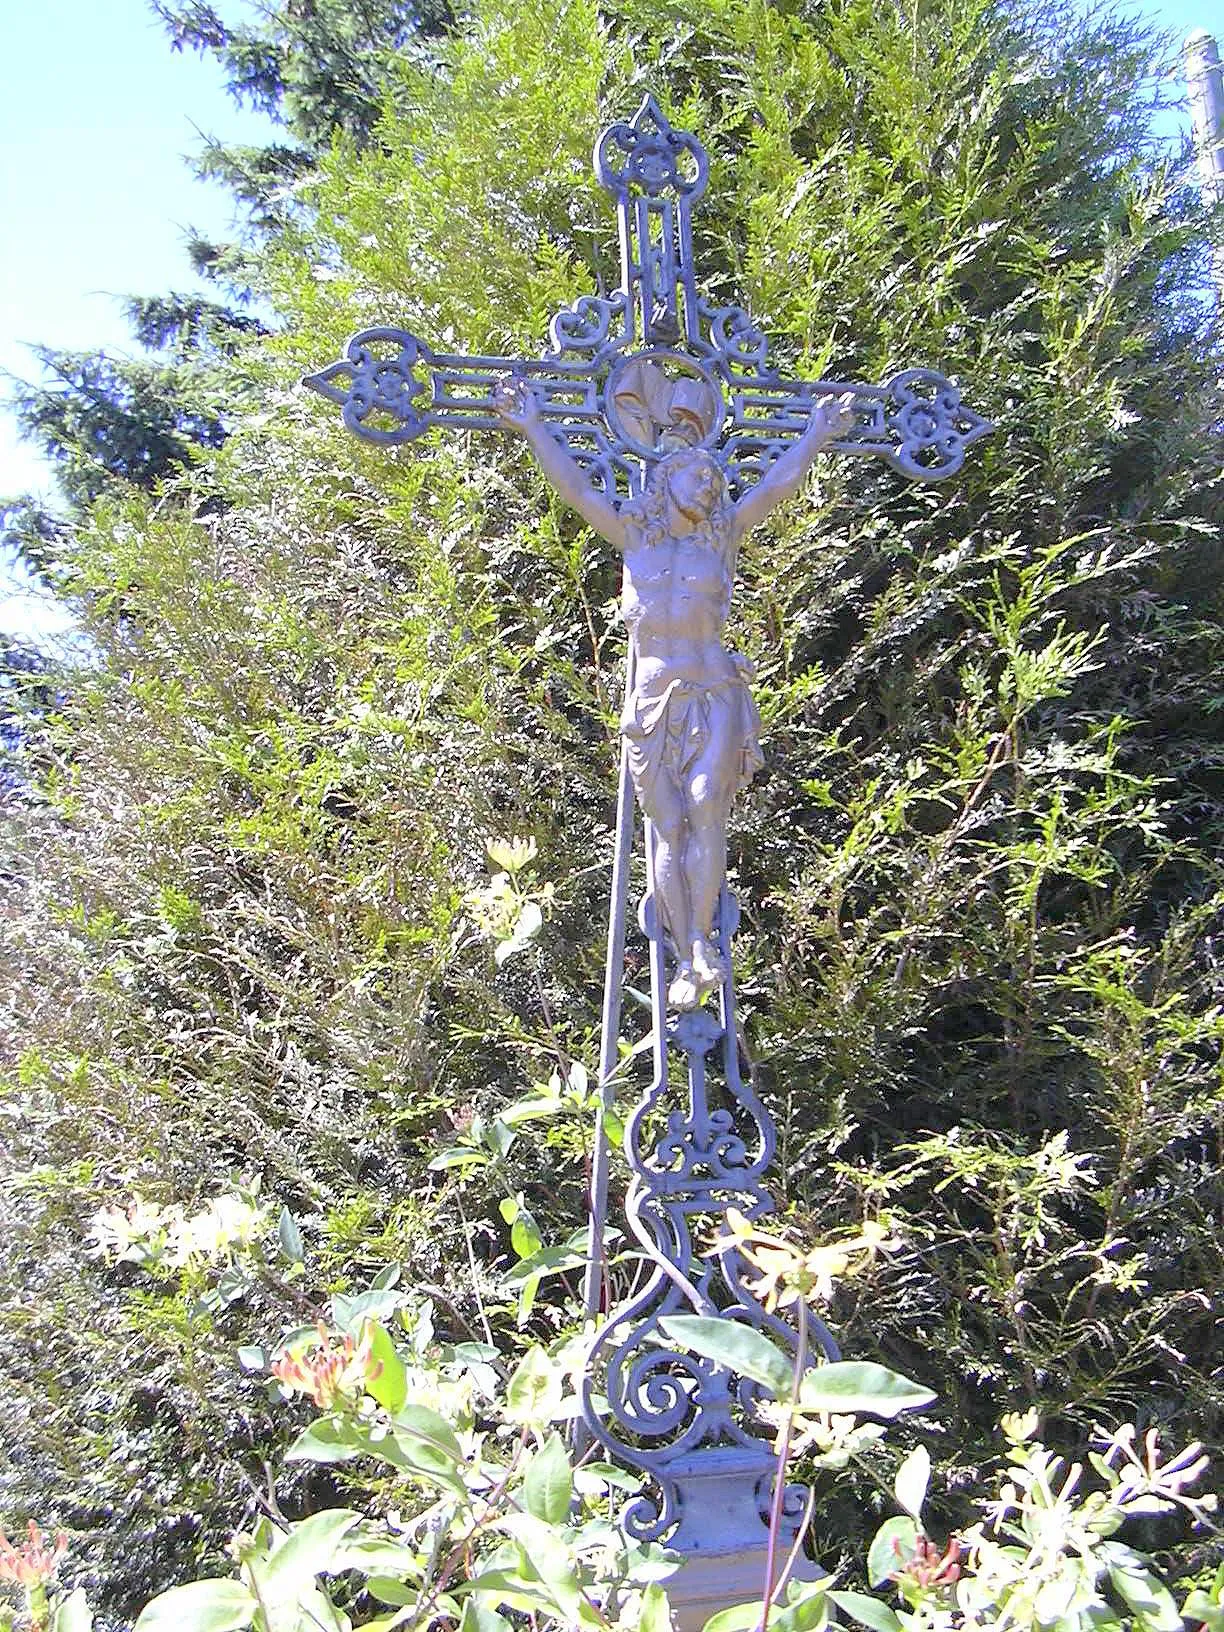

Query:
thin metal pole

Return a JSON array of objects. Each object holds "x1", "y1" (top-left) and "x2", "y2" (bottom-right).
[
  {"x1": 1187, "y1": 30, "x2": 1224, "y2": 198},
  {"x1": 581, "y1": 651, "x2": 638, "y2": 1329}
]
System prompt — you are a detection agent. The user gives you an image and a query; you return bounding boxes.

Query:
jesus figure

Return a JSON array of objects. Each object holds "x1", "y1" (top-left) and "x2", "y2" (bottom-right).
[{"x1": 493, "y1": 377, "x2": 854, "y2": 1008}]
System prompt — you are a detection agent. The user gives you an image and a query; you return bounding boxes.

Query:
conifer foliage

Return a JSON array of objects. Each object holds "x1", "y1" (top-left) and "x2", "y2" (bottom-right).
[{"x1": 2, "y1": 0, "x2": 1222, "y2": 1618}]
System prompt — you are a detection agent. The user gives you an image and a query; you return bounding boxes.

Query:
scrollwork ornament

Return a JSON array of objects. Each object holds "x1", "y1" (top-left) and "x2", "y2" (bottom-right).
[
  {"x1": 548, "y1": 290, "x2": 628, "y2": 355},
  {"x1": 595, "y1": 94, "x2": 709, "y2": 201},
  {"x1": 704, "y1": 301, "x2": 773, "y2": 372},
  {"x1": 303, "y1": 326, "x2": 431, "y2": 444},
  {"x1": 885, "y1": 366, "x2": 993, "y2": 479}
]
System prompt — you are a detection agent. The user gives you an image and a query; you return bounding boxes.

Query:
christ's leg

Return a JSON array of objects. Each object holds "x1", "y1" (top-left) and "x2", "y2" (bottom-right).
[
  {"x1": 633, "y1": 772, "x2": 700, "y2": 1003},
  {"x1": 685, "y1": 713, "x2": 737, "y2": 994}
]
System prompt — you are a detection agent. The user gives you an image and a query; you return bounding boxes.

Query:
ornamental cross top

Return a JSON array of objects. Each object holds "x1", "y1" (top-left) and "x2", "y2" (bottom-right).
[{"x1": 304, "y1": 94, "x2": 991, "y2": 494}]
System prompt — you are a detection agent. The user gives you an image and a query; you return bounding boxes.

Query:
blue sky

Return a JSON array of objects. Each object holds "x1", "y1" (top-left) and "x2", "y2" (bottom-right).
[
  {"x1": 0, "y1": 0, "x2": 1216, "y2": 641},
  {"x1": 0, "y1": 0, "x2": 274, "y2": 641}
]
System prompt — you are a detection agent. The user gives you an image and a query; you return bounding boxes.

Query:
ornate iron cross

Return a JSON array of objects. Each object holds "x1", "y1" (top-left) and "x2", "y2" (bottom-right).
[
  {"x1": 306, "y1": 96, "x2": 989, "y2": 1593},
  {"x1": 304, "y1": 96, "x2": 989, "y2": 491}
]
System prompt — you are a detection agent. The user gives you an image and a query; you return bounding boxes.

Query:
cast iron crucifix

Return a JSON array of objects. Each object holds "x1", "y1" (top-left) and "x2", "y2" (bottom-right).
[{"x1": 306, "y1": 95, "x2": 989, "y2": 1582}]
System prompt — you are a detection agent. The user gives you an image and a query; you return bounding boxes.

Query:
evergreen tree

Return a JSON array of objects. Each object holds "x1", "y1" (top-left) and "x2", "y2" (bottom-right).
[
  {"x1": 1, "y1": 0, "x2": 1221, "y2": 1617},
  {"x1": 7, "y1": 297, "x2": 263, "y2": 514},
  {"x1": 2, "y1": 0, "x2": 448, "y2": 576}
]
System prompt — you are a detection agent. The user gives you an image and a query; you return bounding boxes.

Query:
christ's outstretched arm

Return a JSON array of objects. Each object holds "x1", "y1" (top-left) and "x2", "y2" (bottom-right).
[
  {"x1": 730, "y1": 392, "x2": 856, "y2": 542},
  {"x1": 493, "y1": 379, "x2": 628, "y2": 552}
]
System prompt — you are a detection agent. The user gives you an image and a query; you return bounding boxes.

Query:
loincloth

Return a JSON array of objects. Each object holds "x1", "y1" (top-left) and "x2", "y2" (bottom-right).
[{"x1": 620, "y1": 656, "x2": 764, "y2": 816}]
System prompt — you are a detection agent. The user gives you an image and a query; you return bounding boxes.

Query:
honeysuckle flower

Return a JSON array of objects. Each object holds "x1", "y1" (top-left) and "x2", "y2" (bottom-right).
[
  {"x1": 271, "y1": 1321, "x2": 383, "y2": 1411},
  {"x1": 172, "y1": 1193, "x2": 269, "y2": 1266},
  {"x1": 1000, "y1": 1407, "x2": 1040, "y2": 1445},
  {"x1": 87, "y1": 1198, "x2": 179, "y2": 1266},
  {"x1": 717, "y1": 1209, "x2": 901, "y2": 1309},
  {"x1": 0, "y1": 1521, "x2": 68, "y2": 1588},
  {"x1": 892, "y1": 1533, "x2": 963, "y2": 1590},
  {"x1": 485, "y1": 835, "x2": 538, "y2": 873}
]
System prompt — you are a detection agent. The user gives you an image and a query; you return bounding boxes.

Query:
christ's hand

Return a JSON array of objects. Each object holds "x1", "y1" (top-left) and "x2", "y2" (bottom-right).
[
  {"x1": 813, "y1": 390, "x2": 856, "y2": 439},
  {"x1": 492, "y1": 376, "x2": 541, "y2": 432}
]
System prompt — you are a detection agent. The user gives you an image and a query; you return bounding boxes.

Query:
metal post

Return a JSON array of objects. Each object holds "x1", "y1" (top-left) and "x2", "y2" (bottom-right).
[
  {"x1": 581, "y1": 659, "x2": 638, "y2": 1332},
  {"x1": 1185, "y1": 29, "x2": 1224, "y2": 301},
  {"x1": 1186, "y1": 30, "x2": 1224, "y2": 199}
]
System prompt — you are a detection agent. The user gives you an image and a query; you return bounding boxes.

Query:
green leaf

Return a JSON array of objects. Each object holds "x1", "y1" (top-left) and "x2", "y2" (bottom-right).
[
  {"x1": 460, "y1": 1571, "x2": 560, "y2": 1617},
  {"x1": 510, "y1": 1211, "x2": 543, "y2": 1259},
  {"x1": 501, "y1": 1229, "x2": 589, "y2": 1286},
  {"x1": 330, "y1": 1288, "x2": 402, "y2": 1335},
  {"x1": 639, "y1": 1583, "x2": 671, "y2": 1632},
  {"x1": 236, "y1": 1345, "x2": 267, "y2": 1374},
  {"x1": 267, "y1": 1583, "x2": 339, "y2": 1632},
  {"x1": 458, "y1": 1603, "x2": 513, "y2": 1632},
  {"x1": 389, "y1": 1404, "x2": 466, "y2": 1491},
  {"x1": 867, "y1": 1516, "x2": 918, "y2": 1587},
  {"x1": 450, "y1": 1341, "x2": 499, "y2": 1364},
  {"x1": 798, "y1": 1363, "x2": 935, "y2": 1419},
  {"x1": 364, "y1": 1578, "x2": 416, "y2": 1607},
  {"x1": 363, "y1": 1321, "x2": 407, "y2": 1413},
  {"x1": 522, "y1": 1432, "x2": 572, "y2": 1524},
  {"x1": 334, "y1": 1536, "x2": 425, "y2": 1580},
  {"x1": 392, "y1": 1401, "x2": 463, "y2": 1461},
  {"x1": 769, "y1": 1581, "x2": 830, "y2": 1632},
  {"x1": 660, "y1": 1315, "x2": 793, "y2": 1397},
  {"x1": 1107, "y1": 1562, "x2": 1183, "y2": 1631},
  {"x1": 498, "y1": 1514, "x2": 583, "y2": 1622},
  {"x1": 261, "y1": 1509, "x2": 361, "y2": 1599},
  {"x1": 285, "y1": 1419, "x2": 361, "y2": 1466},
  {"x1": 486, "y1": 1120, "x2": 516, "y2": 1158},
  {"x1": 499, "y1": 1095, "x2": 564, "y2": 1127},
  {"x1": 516, "y1": 1269, "x2": 542, "y2": 1324},
  {"x1": 701, "y1": 1602, "x2": 765, "y2": 1632},
  {"x1": 51, "y1": 1589, "x2": 93, "y2": 1632},
  {"x1": 370, "y1": 1263, "x2": 402, "y2": 1290},
  {"x1": 283, "y1": 1415, "x2": 421, "y2": 1475},
  {"x1": 427, "y1": 1146, "x2": 488, "y2": 1173},
  {"x1": 1182, "y1": 1590, "x2": 1224, "y2": 1632},
  {"x1": 573, "y1": 1460, "x2": 642, "y2": 1495},
  {"x1": 277, "y1": 1207, "x2": 304, "y2": 1264},
  {"x1": 505, "y1": 1345, "x2": 563, "y2": 1424},
  {"x1": 893, "y1": 1444, "x2": 930, "y2": 1520},
  {"x1": 133, "y1": 1580, "x2": 256, "y2": 1632},
  {"x1": 620, "y1": 1541, "x2": 682, "y2": 1583},
  {"x1": 829, "y1": 1591, "x2": 904, "y2": 1632},
  {"x1": 214, "y1": 1265, "x2": 251, "y2": 1308}
]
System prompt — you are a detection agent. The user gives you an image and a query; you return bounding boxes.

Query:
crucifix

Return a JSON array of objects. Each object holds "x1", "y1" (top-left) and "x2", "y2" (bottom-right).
[{"x1": 306, "y1": 94, "x2": 990, "y2": 1621}]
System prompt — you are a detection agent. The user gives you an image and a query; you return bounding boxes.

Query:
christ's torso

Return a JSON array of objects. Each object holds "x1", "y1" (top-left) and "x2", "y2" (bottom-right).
[{"x1": 622, "y1": 532, "x2": 735, "y2": 686}]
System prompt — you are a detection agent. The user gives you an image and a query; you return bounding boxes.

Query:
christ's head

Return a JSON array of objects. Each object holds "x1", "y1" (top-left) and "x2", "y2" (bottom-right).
[{"x1": 658, "y1": 449, "x2": 725, "y2": 525}]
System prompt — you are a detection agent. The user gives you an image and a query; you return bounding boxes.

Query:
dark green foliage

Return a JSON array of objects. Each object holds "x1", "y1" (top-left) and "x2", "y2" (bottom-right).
[
  {"x1": 0, "y1": 498, "x2": 73, "y2": 582},
  {"x1": 2, "y1": 0, "x2": 1222, "y2": 1618},
  {"x1": 121, "y1": 296, "x2": 265, "y2": 357},
  {"x1": 152, "y1": 0, "x2": 454, "y2": 148},
  {"x1": 5, "y1": 297, "x2": 264, "y2": 558},
  {"x1": 8, "y1": 332, "x2": 237, "y2": 513}
]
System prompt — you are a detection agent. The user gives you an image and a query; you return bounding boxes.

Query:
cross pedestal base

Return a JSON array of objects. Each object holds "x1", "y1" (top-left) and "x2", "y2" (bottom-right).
[
  {"x1": 665, "y1": 1547, "x2": 824, "y2": 1632},
  {"x1": 652, "y1": 1450, "x2": 820, "y2": 1632}
]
